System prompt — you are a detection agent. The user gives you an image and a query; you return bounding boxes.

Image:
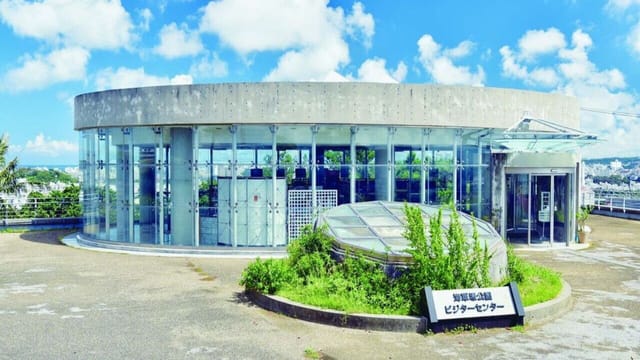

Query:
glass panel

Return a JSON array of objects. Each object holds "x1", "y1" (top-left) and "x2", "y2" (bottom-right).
[
  {"x1": 553, "y1": 175, "x2": 568, "y2": 244},
  {"x1": 317, "y1": 126, "x2": 351, "y2": 204},
  {"x1": 355, "y1": 126, "x2": 388, "y2": 202},
  {"x1": 340, "y1": 238, "x2": 388, "y2": 252},
  {"x1": 394, "y1": 146, "x2": 421, "y2": 203},
  {"x1": 131, "y1": 127, "x2": 159, "y2": 244},
  {"x1": 326, "y1": 216, "x2": 364, "y2": 226},
  {"x1": 506, "y1": 173, "x2": 530, "y2": 244},
  {"x1": 371, "y1": 226, "x2": 404, "y2": 237},
  {"x1": 277, "y1": 126, "x2": 311, "y2": 190},
  {"x1": 80, "y1": 130, "x2": 99, "y2": 238},
  {"x1": 532, "y1": 175, "x2": 551, "y2": 242},
  {"x1": 361, "y1": 216, "x2": 400, "y2": 226},
  {"x1": 197, "y1": 126, "x2": 233, "y2": 246},
  {"x1": 236, "y1": 125, "x2": 272, "y2": 177}
]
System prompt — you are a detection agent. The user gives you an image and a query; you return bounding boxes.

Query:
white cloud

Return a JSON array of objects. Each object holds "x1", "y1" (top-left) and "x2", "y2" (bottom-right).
[
  {"x1": 138, "y1": 8, "x2": 153, "y2": 32},
  {"x1": 95, "y1": 67, "x2": 192, "y2": 91},
  {"x1": 500, "y1": 29, "x2": 624, "y2": 90},
  {"x1": 628, "y1": 22, "x2": 640, "y2": 56},
  {"x1": 24, "y1": 133, "x2": 78, "y2": 157},
  {"x1": 200, "y1": 0, "x2": 374, "y2": 81},
  {"x1": 605, "y1": 0, "x2": 640, "y2": 11},
  {"x1": 0, "y1": 0, "x2": 134, "y2": 50},
  {"x1": 345, "y1": 2, "x2": 374, "y2": 48},
  {"x1": 2, "y1": 47, "x2": 90, "y2": 92},
  {"x1": 200, "y1": 0, "x2": 334, "y2": 53},
  {"x1": 443, "y1": 40, "x2": 475, "y2": 59},
  {"x1": 417, "y1": 34, "x2": 485, "y2": 86},
  {"x1": 517, "y1": 28, "x2": 566, "y2": 61},
  {"x1": 190, "y1": 53, "x2": 228, "y2": 79},
  {"x1": 264, "y1": 37, "x2": 349, "y2": 81},
  {"x1": 352, "y1": 58, "x2": 406, "y2": 83},
  {"x1": 500, "y1": 27, "x2": 640, "y2": 158},
  {"x1": 154, "y1": 22, "x2": 203, "y2": 59},
  {"x1": 500, "y1": 45, "x2": 559, "y2": 87},
  {"x1": 392, "y1": 62, "x2": 408, "y2": 82}
]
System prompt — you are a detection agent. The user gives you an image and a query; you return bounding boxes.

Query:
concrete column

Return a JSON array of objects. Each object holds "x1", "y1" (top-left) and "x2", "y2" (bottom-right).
[
  {"x1": 491, "y1": 153, "x2": 507, "y2": 236},
  {"x1": 116, "y1": 144, "x2": 130, "y2": 242},
  {"x1": 170, "y1": 128, "x2": 194, "y2": 246},
  {"x1": 139, "y1": 146, "x2": 156, "y2": 244},
  {"x1": 375, "y1": 148, "x2": 388, "y2": 201}
]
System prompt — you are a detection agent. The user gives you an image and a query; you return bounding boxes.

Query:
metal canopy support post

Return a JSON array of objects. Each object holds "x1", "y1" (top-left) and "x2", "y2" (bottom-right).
[
  {"x1": 192, "y1": 126, "x2": 200, "y2": 247},
  {"x1": 453, "y1": 130, "x2": 461, "y2": 207},
  {"x1": 270, "y1": 125, "x2": 278, "y2": 247},
  {"x1": 311, "y1": 125, "x2": 318, "y2": 215},
  {"x1": 230, "y1": 125, "x2": 238, "y2": 247},
  {"x1": 387, "y1": 127, "x2": 395, "y2": 202},
  {"x1": 477, "y1": 137, "x2": 483, "y2": 219},
  {"x1": 421, "y1": 129, "x2": 429, "y2": 204},
  {"x1": 104, "y1": 130, "x2": 111, "y2": 241},
  {"x1": 154, "y1": 127, "x2": 163, "y2": 245},
  {"x1": 350, "y1": 126, "x2": 357, "y2": 203},
  {"x1": 527, "y1": 174, "x2": 532, "y2": 246}
]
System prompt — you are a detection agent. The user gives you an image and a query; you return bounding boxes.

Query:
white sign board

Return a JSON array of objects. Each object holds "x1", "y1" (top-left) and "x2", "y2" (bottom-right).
[{"x1": 431, "y1": 286, "x2": 516, "y2": 320}]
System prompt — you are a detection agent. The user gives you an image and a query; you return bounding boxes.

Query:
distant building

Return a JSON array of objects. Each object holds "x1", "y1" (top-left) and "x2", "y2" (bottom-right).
[
  {"x1": 74, "y1": 83, "x2": 597, "y2": 249},
  {"x1": 610, "y1": 159, "x2": 623, "y2": 172}
]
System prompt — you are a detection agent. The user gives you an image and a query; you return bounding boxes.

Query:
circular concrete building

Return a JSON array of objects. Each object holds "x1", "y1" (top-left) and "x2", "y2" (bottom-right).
[{"x1": 75, "y1": 82, "x2": 596, "y2": 250}]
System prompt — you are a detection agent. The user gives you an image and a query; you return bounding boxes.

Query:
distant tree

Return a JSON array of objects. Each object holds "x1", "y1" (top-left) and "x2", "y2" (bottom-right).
[
  {"x1": 0, "y1": 134, "x2": 22, "y2": 194},
  {"x1": 15, "y1": 168, "x2": 78, "y2": 185}
]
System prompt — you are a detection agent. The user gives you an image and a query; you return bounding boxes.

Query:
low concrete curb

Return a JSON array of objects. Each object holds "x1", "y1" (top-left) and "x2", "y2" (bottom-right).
[
  {"x1": 247, "y1": 291, "x2": 428, "y2": 332},
  {"x1": 247, "y1": 280, "x2": 572, "y2": 333},
  {"x1": 523, "y1": 279, "x2": 572, "y2": 326}
]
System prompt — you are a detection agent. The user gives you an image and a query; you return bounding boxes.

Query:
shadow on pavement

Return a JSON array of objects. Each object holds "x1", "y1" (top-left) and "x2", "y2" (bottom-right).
[
  {"x1": 19, "y1": 230, "x2": 73, "y2": 246},
  {"x1": 231, "y1": 291, "x2": 255, "y2": 306}
]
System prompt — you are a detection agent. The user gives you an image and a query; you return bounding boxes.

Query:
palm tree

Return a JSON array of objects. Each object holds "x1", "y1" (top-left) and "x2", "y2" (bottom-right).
[{"x1": 0, "y1": 134, "x2": 21, "y2": 194}]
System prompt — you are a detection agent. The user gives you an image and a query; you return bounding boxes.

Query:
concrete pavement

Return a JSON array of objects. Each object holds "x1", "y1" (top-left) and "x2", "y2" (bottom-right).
[{"x1": 0, "y1": 215, "x2": 638, "y2": 359}]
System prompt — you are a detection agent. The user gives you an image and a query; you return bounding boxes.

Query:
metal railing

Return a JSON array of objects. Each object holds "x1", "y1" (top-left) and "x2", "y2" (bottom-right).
[
  {"x1": 588, "y1": 189, "x2": 640, "y2": 214},
  {"x1": 1, "y1": 198, "x2": 81, "y2": 221}
]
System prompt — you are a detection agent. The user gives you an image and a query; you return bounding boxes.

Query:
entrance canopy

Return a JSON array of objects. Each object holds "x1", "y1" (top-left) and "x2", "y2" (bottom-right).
[{"x1": 491, "y1": 117, "x2": 599, "y2": 153}]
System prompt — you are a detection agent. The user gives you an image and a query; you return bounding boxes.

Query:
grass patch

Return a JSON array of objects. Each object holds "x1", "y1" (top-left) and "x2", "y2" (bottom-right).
[
  {"x1": 241, "y1": 207, "x2": 564, "y2": 318},
  {"x1": 0, "y1": 228, "x2": 30, "y2": 233},
  {"x1": 277, "y1": 276, "x2": 409, "y2": 315},
  {"x1": 515, "y1": 259, "x2": 562, "y2": 307}
]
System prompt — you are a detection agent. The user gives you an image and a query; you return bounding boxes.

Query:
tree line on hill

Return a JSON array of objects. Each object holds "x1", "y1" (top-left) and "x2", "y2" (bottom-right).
[{"x1": 1, "y1": 135, "x2": 81, "y2": 219}]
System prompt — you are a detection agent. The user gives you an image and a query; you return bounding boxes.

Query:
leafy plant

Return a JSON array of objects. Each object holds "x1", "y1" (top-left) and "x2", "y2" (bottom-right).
[
  {"x1": 240, "y1": 258, "x2": 296, "y2": 294},
  {"x1": 576, "y1": 205, "x2": 593, "y2": 232},
  {"x1": 400, "y1": 204, "x2": 492, "y2": 314},
  {"x1": 287, "y1": 225, "x2": 334, "y2": 281}
]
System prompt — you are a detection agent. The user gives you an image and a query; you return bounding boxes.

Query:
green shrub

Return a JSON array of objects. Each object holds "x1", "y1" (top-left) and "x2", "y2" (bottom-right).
[
  {"x1": 239, "y1": 258, "x2": 296, "y2": 294},
  {"x1": 400, "y1": 204, "x2": 492, "y2": 314},
  {"x1": 287, "y1": 225, "x2": 335, "y2": 281},
  {"x1": 505, "y1": 244, "x2": 525, "y2": 283},
  {"x1": 239, "y1": 205, "x2": 560, "y2": 316}
]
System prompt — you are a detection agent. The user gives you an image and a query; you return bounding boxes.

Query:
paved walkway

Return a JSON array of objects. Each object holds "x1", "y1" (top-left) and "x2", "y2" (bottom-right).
[{"x1": 0, "y1": 215, "x2": 638, "y2": 359}]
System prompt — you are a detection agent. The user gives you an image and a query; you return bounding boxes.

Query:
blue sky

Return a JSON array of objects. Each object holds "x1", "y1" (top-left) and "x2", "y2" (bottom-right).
[{"x1": 1, "y1": 0, "x2": 640, "y2": 165}]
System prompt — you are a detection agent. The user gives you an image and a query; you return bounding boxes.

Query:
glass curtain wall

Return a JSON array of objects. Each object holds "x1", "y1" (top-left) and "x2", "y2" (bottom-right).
[
  {"x1": 80, "y1": 125, "x2": 494, "y2": 247},
  {"x1": 355, "y1": 127, "x2": 390, "y2": 203},
  {"x1": 426, "y1": 129, "x2": 454, "y2": 206},
  {"x1": 393, "y1": 128, "x2": 423, "y2": 203},
  {"x1": 316, "y1": 126, "x2": 352, "y2": 204},
  {"x1": 197, "y1": 126, "x2": 233, "y2": 246},
  {"x1": 456, "y1": 131, "x2": 492, "y2": 220}
]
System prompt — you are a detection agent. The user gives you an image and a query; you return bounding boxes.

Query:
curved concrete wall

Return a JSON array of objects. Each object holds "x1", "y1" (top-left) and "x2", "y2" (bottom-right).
[{"x1": 74, "y1": 83, "x2": 579, "y2": 130}]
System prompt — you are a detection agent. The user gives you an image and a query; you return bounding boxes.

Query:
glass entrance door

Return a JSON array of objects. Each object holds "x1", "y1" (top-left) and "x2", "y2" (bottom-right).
[
  {"x1": 506, "y1": 172, "x2": 571, "y2": 245},
  {"x1": 532, "y1": 175, "x2": 551, "y2": 242},
  {"x1": 506, "y1": 174, "x2": 530, "y2": 243}
]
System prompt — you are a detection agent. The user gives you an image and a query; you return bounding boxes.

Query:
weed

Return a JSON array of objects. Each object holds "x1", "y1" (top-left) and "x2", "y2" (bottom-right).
[{"x1": 303, "y1": 347, "x2": 321, "y2": 359}]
